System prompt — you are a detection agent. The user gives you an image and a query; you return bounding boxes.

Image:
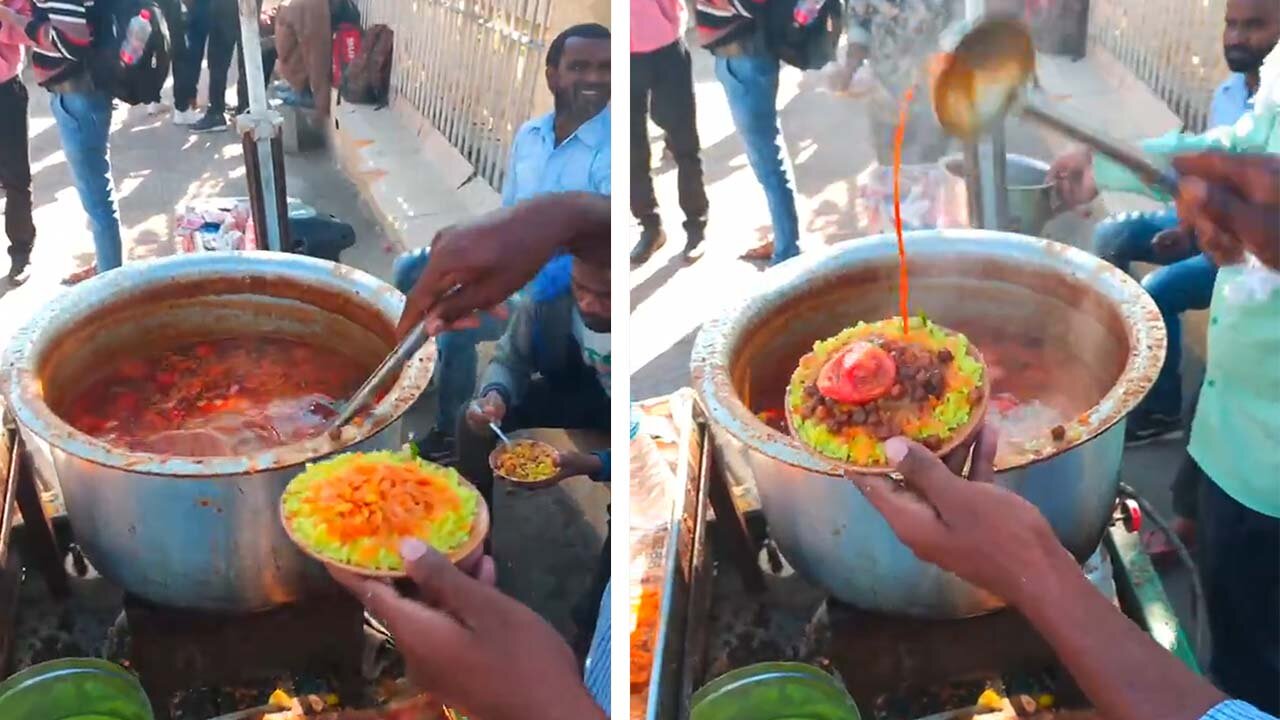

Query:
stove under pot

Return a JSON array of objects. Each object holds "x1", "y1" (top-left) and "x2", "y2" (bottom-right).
[{"x1": 105, "y1": 592, "x2": 370, "y2": 719}]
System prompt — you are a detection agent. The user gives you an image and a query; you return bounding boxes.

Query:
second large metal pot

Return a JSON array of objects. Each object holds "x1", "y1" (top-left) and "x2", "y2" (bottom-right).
[
  {"x1": 691, "y1": 230, "x2": 1165, "y2": 618},
  {"x1": 0, "y1": 253, "x2": 435, "y2": 611}
]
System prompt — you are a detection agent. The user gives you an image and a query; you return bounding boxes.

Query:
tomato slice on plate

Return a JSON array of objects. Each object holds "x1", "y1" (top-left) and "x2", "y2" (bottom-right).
[{"x1": 817, "y1": 342, "x2": 898, "y2": 404}]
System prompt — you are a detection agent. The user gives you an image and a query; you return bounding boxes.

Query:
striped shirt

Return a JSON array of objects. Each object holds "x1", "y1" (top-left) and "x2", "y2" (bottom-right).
[
  {"x1": 582, "y1": 579, "x2": 611, "y2": 711},
  {"x1": 695, "y1": 0, "x2": 766, "y2": 49},
  {"x1": 25, "y1": 0, "x2": 95, "y2": 86},
  {"x1": 1202, "y1": 700, "x2": 1276, "y2": 720}
]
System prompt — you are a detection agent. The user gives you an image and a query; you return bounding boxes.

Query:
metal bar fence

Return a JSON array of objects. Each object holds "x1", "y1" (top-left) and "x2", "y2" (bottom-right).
[
  {"x1": 1087, "y1": 0, "x2": 1228, "y2": 133},
  {"x1": 355, "y1": 0, "x2": 553, "y2": 191}
]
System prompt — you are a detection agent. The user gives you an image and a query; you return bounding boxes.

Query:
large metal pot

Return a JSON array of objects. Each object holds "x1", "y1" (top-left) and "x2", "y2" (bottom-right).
[
  {"x1": 691, "y1": 230, "x2": 1165, "y2": 618},
  {"x1": 0, "y1": 253, "x2": 435, "y2": 611},
  {"x1": 942, "y1": 153, "x2": 1062, "y2": 236}
]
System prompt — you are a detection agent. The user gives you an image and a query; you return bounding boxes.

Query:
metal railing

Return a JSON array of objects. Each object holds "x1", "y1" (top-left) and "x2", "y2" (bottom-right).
[
  {"x1": 1087, "y1": 0, "x2": 1228, "y2": 133},
  {"x1": 355, "y1": 0, "x2": 554, "y2": 191}
]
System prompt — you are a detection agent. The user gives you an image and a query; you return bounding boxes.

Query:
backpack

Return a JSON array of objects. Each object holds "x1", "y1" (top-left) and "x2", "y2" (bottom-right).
[
  {"x1": 763, "y1": 0, "x2": 843, "y2": 71},
  {"x1": 339, "y1": 24, "x2": 394, "y2": 107},
  {"x1": 87, "y1": 0, "x2": 172, "y2": 106}
]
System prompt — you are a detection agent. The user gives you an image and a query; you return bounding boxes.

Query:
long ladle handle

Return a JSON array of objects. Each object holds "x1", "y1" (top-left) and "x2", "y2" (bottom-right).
[
  {"x1": 1022, "y1": 95, "x2": 1180, "y2": 196},
  {"x1": 327, "y1": 320, "x2": 431, "y2": 433}
]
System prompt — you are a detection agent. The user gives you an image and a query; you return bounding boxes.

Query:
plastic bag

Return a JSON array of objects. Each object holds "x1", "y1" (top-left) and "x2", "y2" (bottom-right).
[{"x1": 853, "y1": 161, "x2": 970, "y2": 235}]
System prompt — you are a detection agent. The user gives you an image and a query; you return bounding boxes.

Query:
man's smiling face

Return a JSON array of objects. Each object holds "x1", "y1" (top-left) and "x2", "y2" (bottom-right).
[{"x1": 549, "y1": 37, "x2": 611, "y2": 122}]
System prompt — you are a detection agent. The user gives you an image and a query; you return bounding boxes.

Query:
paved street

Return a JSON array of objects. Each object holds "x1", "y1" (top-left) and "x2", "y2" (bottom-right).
[{"x1": 0, "y1": 68, "x2": 396, "y2": 355}]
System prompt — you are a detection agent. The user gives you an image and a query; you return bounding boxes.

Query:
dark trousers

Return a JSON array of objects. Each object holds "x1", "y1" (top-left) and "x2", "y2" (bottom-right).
[
  {"x1": 455, "y1": 377, "x2": 610, "y2": 510},
  {"x1": 0, "y1": 77, "x2": 34, "y2": 264},
  {"x1": 631, "y1": 40, "x2": 708, "y2": 235},
  {"x1": 173, "y1": 0, "x2": 210, "y2": 111},
  {"x1": 1198, "y1": 478, "x2": 1280, "y2": 714},
  {"x1": 150, "y1": 0, "x2": 187, "y2": 105},
  {"x1": 205, "y1": 0, "x2": 240, "y2": 114}
]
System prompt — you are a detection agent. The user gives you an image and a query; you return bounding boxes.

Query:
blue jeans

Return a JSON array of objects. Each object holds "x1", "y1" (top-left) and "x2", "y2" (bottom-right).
[
  {"x1": 50, "y1": 90, "x2": 122, "y2": 272},
  {"x1": 713, "y1": 53, "x2": 800, "y2": 264},
  {"x1": 1092, "y1": 208, "x2": 1217, "y2": 416},
  {"x1": 393, "y1": 248, "x2": 508, "y2": 433}
]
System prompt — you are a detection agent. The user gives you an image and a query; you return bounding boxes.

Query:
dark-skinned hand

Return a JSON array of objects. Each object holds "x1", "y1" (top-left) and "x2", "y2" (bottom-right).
[
  {"x1": 328, "y1": 539, "x2": 605, "y2": 720},
  {"x1": 848, "y1": 426, "x2": 1077, "y2": 609},
  {"x1": 397, "y1": 193, "x2": 610, "y2": 340},
  {"x1": 1172, "y1": 152, "x2": 1280, "y2": 271}
]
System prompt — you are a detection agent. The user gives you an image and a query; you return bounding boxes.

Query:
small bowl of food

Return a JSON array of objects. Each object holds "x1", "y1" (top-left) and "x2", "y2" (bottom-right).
[
  {"x1": 280, "y1": 448, "x2": 489, "y2": 578},
  {"x1": 489, "y1": 439, "x2": 561, "y2": 489},
  {"x1": 785, "y1": 316, "x2": 988, "y2": 473}
]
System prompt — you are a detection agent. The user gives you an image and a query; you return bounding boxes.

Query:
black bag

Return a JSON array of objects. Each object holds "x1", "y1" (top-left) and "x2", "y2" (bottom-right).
[
  {"x1": 763, "y1": 0, "x2": 843, "y2": 71},
  {"x1": 289, "y1": 215, "x2": 356, "y2": 262},
  {"x1": 339, "y1": 24, "x2": 394, "y2": 106},
  {"x1": 88, "y1": 0, "x2": 172, "y2": 106}
]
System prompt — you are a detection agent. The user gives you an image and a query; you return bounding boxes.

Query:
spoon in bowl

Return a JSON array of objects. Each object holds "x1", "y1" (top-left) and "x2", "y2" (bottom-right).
[{"x1": 931, "y1": 15, "x2": 1179, "y2": 195}]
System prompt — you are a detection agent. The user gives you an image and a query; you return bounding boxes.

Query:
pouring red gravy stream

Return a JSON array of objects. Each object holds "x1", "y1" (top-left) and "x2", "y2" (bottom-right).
[
  {"x1": 818, "y1": 86, "x2": 918, "y2": 405},
  {"x1": 64, "y1": 336, "x2": 373, "y2": 457},
  {"x1": 772, "y1": 83, "x2": 1080, "y2": 460}
]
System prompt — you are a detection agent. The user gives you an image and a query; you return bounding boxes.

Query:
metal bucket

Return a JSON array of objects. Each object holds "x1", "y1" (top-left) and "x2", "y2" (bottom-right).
[
  {"x1": 0, "y1": 253, "x2": 436, "y2": 611},
  {"x1": 691, "y1": 230, "x2": 1165, "y2": 617},
  {"x1": 942, "y1": 154, "x2": 1063, "y2": 235}
]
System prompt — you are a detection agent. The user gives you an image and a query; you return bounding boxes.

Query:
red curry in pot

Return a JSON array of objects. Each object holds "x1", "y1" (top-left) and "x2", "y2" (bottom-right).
[{"x1": 64, "y1": 336, "x2": 371, "y2": 456}]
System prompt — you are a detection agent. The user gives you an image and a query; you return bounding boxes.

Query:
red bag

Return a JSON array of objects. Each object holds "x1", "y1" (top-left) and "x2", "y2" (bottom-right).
[{"x1": 332, "y1": 23, "x2": 362, "y2": 85}]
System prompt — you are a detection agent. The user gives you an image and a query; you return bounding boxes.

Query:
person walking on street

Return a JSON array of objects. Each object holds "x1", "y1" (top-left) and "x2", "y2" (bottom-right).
[
  {"x1": 695, "y1": 0, "x2": 801, "y2": 265},
  {"x1": 0, "y1": 0, "x2": 34, "y2": 285},
  {"x1": 171, "y1": 0, "x2": 209, "y2": 125},
  {"x1": 830, "y1": 0, "x2": 958, "y2": 166},
  {"x1": 0, "y1": 0, "x2": 124, "y2": 284},
  {"x1": 189, "y1": 0, "x2": 243, "y2": 132},
  {"x1": 630, "y1": 0, "x2": 708, "y2": 265}
]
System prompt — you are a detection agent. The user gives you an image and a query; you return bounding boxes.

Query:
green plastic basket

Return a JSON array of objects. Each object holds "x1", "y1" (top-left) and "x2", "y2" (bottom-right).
[
  {"x1": 691, "y1": 662, "x2": 862, "y2": 720},
  {"x1": 0, "y1": 658, "x2": 154, "y2": 720}
]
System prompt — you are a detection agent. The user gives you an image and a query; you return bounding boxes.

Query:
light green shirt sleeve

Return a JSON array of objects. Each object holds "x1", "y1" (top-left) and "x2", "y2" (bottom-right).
[{"x1": 1093, "y1": 106, "x2": 1279, "y2": 200}]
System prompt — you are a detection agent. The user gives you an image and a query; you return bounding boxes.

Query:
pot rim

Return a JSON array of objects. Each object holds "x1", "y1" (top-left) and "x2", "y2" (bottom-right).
[
  {"x1": 0, "y1": 252, "x2": 434, "y2": 478},
  {"x1": 690, "y1": 229, "x2": 1167, "y2": 476},
  {"x1": 941, "y1": 152, "x2": 1053, "y2": 191}
]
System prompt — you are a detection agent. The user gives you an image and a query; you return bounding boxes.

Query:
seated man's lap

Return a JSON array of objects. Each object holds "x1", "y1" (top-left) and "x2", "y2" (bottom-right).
[
  {"x1": 1092, "y1": 206, "x2": 1179, "y2": 266},
  {"x1": 1141, "y1": 253, "x2": 1218, "y2": 313}
]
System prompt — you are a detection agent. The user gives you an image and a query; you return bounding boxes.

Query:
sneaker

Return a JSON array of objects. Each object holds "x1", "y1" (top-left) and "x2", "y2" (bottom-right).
[
  {"x1": 630, "y1": 226, "x2": 666, "y2": 266},
  {"x1": 146, "y1": 101, "x2": 168, "y2": 116},
  {"x1": 190, "y1": 111, "x2": 229, "y2": 133},
  {"x1": 682, "y1": 228, "x2": 706, "y2": 262},
  {"x1": 1125, "y1": 413, "x2": 1183, "y2": 446},
  {"x1": 6, "y1": 254, "x2": 30, "y2": 286},
  {"x1": 172, "y1": 108, "x2": 202, "y2": 126}
]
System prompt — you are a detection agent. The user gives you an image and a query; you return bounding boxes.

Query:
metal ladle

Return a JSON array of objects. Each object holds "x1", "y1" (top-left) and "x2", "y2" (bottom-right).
[
  {"x1": 932, "y1": 16, "x2": 1179, "y2": 195},
  {"x1": 324, "y1": 320, "x2": 432, "y2": 435}
]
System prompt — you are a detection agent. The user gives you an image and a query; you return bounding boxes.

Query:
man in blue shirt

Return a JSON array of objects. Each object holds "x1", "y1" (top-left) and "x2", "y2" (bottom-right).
[
  {"x1": 392, "y1": 23, "x2": 610, "y2": 461},
  {"x1": 1050, "y1": 0, "x2": 1278, "y2": 444}
]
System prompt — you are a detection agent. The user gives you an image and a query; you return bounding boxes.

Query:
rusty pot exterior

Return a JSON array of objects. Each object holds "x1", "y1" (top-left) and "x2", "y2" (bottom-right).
[
  {"x1": 1, "y1": 253, "x2": 435, "y2": 611},
  {"x1": 691, "y1": 230, "x2": 1165, "y2": 618}
]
